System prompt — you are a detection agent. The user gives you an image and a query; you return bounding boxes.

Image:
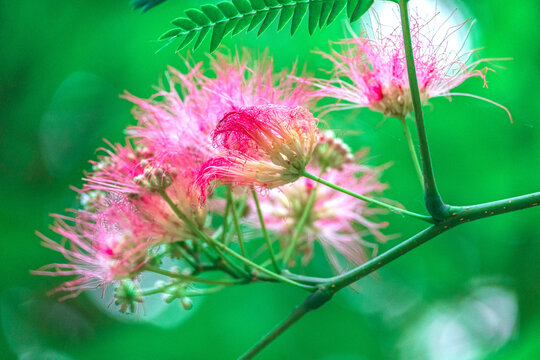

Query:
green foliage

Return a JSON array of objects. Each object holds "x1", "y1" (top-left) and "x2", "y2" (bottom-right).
[
  {"x1": 159, "y1": 0, "x2": 374, "y2": 52},
  {"x1": 132, "y1": 0, "x2": 167, "y2": 12}
]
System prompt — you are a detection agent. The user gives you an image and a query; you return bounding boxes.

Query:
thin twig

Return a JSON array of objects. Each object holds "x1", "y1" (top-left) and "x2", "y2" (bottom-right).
[{"x1": 252, "y1": 190, "x2": 280, "y2": 273}]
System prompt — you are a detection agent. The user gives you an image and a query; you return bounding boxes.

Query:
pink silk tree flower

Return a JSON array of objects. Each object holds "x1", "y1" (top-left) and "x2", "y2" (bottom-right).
[
  {"x1": 83, "y1": 141, "x2": 151, "y2": 196},
  {"x1": 195, "y1": 105, "x2": 319, "y2": 201},
  {"x1": 123, "y1": 50, "x2": 316, "y2": 177},
  {"x1": 250, "y1": 162, "x2": 389, "y2": 269},
  {"x1": 202, "y1": 51, "x2": 316, "y2": 112},
  {"x1": 315, "y1": 11, "x2": 508, "y2": 119},
  {"x1": 33, "y1": 194, "x2": 160, "y2": 300},
  {"x1": 122, "y1": 65, "x2": 218, "y2": 175},
  {"x1": 82, "y1": 141, "x2": 206, "y2": 240}
]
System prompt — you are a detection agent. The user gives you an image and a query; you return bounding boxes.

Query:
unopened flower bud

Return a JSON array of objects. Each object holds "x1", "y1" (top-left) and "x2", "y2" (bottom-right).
[
  {"x1": 312, "y1": 131, "x2": 354, "y2": 170},
  {"x1": 80, "y1": 190, "x2": 106, "y2": 212},
  {"x1": 154, "y1": 280, "x2": 166, "y2": 289},
  {"x1": 133, "y1": 166, "x2": 175, "y2": 192},
  {"x1": 161, "y1": 293, "x2": 175, "y2": 304},
  {"x1": 114, "y1": 280, "x2": 142, "y2": 314},
  {"x1": 181, "y1": 297, "x2": 193, "y2": 310}
]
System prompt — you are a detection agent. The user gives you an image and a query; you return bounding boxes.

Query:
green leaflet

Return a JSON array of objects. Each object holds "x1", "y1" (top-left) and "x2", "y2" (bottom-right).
[
  {"x1": 177, "y1": 31, "x2": 197, "y2": 51},
  {"x1": 210, "y1": 22, "x2": 228, "y2": 52},
  {"x1": 232, "y1": 16, "x2": 252, "y2": 35},
  {"x1": 291, "y1": 3, "x2": 308, "y2": 35},
  {"x1": 350, "y1": 0, "x2": 373, "y2": 22},
  {"x1": 277, "y1": 6, "x2": 294, "y2": 31},
  {"x1": 201, "y1": 4, "x2": 225, "y2": 22},
  {"x1": 185, "y1": 8, "x2": 211, "y2": 26},
  {"x1": 308, "y1": 2, "x2": 323, "y2": 35},
  {"x1": 247, "y1": 11, "x2": 266, "y2": 32},
  {"x1": 193, "y1": 27, "x2": 211, "y2": 50},
  {"x1": 319, "y1": 1, "x2": 333, "y2": 28},
  {"x1": 232, "y1": 0, "x2": 253, "y2": 13},
  {"x1": 159, "y1": 28, "x2": 182, "y2": 40},
  {"x1": 258, "y1": 8, "x2": 280, "y2": 35},
  {"x1": 326, "y1": 0, "x2": 346, "y2": 25},
  {"x1": 171, "y1": 17, "x2": 197, "y2": 30},
  {"x1": 217, "y1": 2, "x2": 240, "y2": 17},
  {"x1": 158, "y1": 0, "x2": 374, "y2": 53}
]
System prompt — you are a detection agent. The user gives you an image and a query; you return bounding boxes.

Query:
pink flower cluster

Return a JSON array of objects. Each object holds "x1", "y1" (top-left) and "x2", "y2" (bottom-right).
[
  {"x1": 36, "y1": 52, "x2": 321, "y2": 297},
  {"x1": 195, "y1": 105, "x2": 319, "y2": 200},
  {"x1": 36, "y1": 10, "x2": 505, "y2": 303},
  {"x1": 315, "y1": 12, "x2": 493, "y2": 118},
  {"x1": 251, "y1": 159, "x2": 389, "y2": 270}
]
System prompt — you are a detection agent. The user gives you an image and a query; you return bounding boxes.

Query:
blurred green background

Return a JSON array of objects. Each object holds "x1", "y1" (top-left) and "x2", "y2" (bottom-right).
[{"x1": 1, "y1": 0, "x2": 539, "y2": 359}]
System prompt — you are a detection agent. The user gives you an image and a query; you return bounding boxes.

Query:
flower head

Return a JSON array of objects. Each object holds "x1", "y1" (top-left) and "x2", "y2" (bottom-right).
[
  {"x1": 316, "y1": 11, "x2": 490, "y2": 118},
  {"x1": 195, "y1": 105, "x2": 319, "y2": 200},
  {"x1": 251, "y1": 160, "x2": 388, "y2": 269},
  {"x1": 82, "y1": 140, "x2": 205, "y2": 236},
  {"x1": 204, "y1": 51, "x2": 315, "y2": 111},
  {"x1": 33, "y1": 194, "x2": 159, "y2": 300},
  {"x1": 123, "y1": 50, "x2": 315, "y2": 175}
]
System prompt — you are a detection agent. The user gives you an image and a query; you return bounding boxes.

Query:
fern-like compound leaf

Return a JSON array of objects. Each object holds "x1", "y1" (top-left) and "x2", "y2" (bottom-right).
[{"x1": 157, "y1": 0, "x2": 373, "y2": 53}]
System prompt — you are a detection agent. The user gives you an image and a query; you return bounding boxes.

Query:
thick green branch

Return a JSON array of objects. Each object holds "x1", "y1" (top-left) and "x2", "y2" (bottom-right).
[
  {"x1": 327, "y1": 191, "x2": 540, "y2": 291},
  {"x1": 398, "y1": 0, "x2": 447, "y2": 219},
  {"x1": 239, "y1": 289, "x2": 332, "y2": 360},
  {"x1": 447, "y1": 192, "x2": 540, "y2": 223},
  {"x1": 243, "y1": 190, "x2": 539, "y2": 357},
  {"x1": 327, "y1": 225, "x2": 445, "y2": 291}
]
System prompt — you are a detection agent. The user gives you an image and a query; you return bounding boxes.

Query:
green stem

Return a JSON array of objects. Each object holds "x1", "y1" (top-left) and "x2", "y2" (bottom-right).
[
  {"x1": 144, "y1": 265, "x2": 244, "y2": 286},
  {"x1": 227, "y1": 189, "x2": 248, "y2": 269},
  {"x1": 301, "y1": 170, "x2": 433, "y2": 223},
  {"x1": 142, "y1": 284, "x2": 228, "y2": 297},
  {"x1": 252, "y1": 190, "x2": 280, "y2": 273},
  {"x1": 158, "y1": 189, "x2": 249, "y2": 278},
  {"x1": 398, "y1": 116, "x2": 424, "y2": 189},
  {"x1": 398, "y1": 0, "x2": 447, "y2": 220},
  {"x1": 205, "y1": 236, "x2": 317, "y2": 291},
  {"x1": 282, "y1": 179, "x2": 321, "y2": 266},
  {"x1": 141, "y1": 283, "x2": 175, "y2": 296},
  {"x1": 158, "y1": 189, "x2": 310, "y2": 290},
  {"x1": 239, "y1": 289, "x2": 332, "y2": 360},
  {"x1": 221, "y1": 190, "x2": 231, "y2": 244},
  {"x1": 173, "y1": 243, "x2": 199, "y2": 269}
]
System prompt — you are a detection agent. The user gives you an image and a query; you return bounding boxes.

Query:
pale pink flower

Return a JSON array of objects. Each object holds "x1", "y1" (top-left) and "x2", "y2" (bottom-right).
[
  {"x1": 122, "y1": 64, "x2": 216, "y2": 174},
  {"x1": 195, "y1": 105, "x2": 319, "y2": 201},
  {"x1": 315, "y1": 12, "x2": 507, "y2": 119},
  {"x1": 202, "y1": 51, "x2": 315, "y2": 112},
  {"x1": 251, "y1": 162, "x2": 388, "y2": 269},
  {"x1": 33, "y1": 194, "x2": 160, "y2": 300},
  {"x1": 83, "y1": 141, "x2": 150, "y2": 195},
  {"x1": 81, "y1": 140, "x2": 204, "y2": 238},
  {"x1": 123, "y1": 50, "x2": 316, "y2": 175},
  {"x1": 36, "y1": 49, "x2": 317, "y2": 299}
]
